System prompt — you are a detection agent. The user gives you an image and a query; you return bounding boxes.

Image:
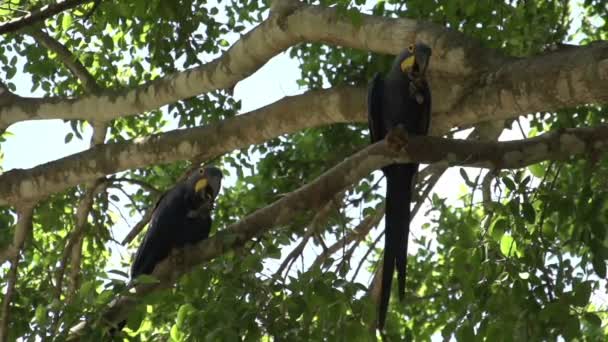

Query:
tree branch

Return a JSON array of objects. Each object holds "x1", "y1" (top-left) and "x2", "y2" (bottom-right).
[
  {"x1": 1, "y1": 2, "x2": 606, "y2": 135},
  {"x1": 53, "y1": 177, "x2": 107, "y2": 300},
  {"x1": 0, "y1": 205, "x2": 34, "y2": 342},
  {"x1": 0, "y1": 0, "x2": 91, "y2": 35},
  {"x1": 120, "y1": 192, "x2": 161, "y2": 245},
  {"x1": 274, "y1": 191, "x2": 343, "y2": 278},
  {"x1": 110, "y1": 177, "x2": 161, "y2": 195},
  {"x1": 438, "y1": 42, "x2": 608, "y2": 130},
  {"x1": 0, "y1": 1, "x2": 503, "y2": 129},
  {"x1": 310, "y1": 207, "x2": 383, "y2": 270},
  {"x1": 27, "y1": 29, "x2": 99, "y2": 92},
  {"x1": 0, "y1": 87, "x2": 363, "y2": 205},
  {"x1": 3, "y1": 120, "x2": 608, "y2": 207}
]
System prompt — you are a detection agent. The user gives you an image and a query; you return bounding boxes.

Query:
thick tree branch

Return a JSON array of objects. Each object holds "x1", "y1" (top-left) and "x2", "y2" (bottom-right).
[
  {"x1": 0, "y1": 87, "x2": 362, "y2": 205},
  {"x1": 437, "y1": 42, "x2": 608, "y2": 130},
  {"x1": 3, "y1": 117, "x2": 608, "y2": 207},
  {"x1": 1, "y1": 4, "x2": 606, "y2": 134},
  {"x1": 0, "y1": 204, "x2": 35, "y2": 264},
  {"x1": 0, "y1": 1, "x2": 501, "y2": 129},
  {"x1": 0, "y1": 0, "x2": 91, "y2": 35}
]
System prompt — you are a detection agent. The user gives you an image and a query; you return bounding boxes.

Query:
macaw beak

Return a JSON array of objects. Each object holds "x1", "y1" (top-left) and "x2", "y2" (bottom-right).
[
  {"x1": 194, "y1": 178, "x2": 208, "y2": 193},
  {"x1": 400, "y1": 55, "x2": 415, "y2": 73},
  {"x1": 414, "y1": 48, "x2": 431, "y2": 77}
]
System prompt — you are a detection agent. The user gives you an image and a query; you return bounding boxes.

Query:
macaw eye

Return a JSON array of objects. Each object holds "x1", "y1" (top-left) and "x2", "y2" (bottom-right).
[
  {"x1": 198, "y1": 168, "x2": 204, "y2": 174},
  {"x1": 408, "y1": 44, "x2": 414, "y2": 53}
]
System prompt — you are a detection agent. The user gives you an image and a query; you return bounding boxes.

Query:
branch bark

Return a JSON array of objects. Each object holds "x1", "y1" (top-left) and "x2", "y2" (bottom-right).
[
  {"x1": 0, "y1": 87, "x2": 363, "y2": 205},
  {"x1": 438, "y1": 42, "x2": 608, "y2": 130},
  {"x1": 3, "y1": 119, "x2": 608, "y2": 207},
  {"x1": 0, "y1": 1, "x2": 503, "y2": 129},
  {"x1": 1, "y1": 3, "x2": 606, "y2": 133}
]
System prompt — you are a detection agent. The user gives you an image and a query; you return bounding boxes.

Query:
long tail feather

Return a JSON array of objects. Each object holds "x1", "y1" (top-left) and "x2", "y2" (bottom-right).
[{"x1": 378, "y1": 163, "x2": 416, "y2": 329}]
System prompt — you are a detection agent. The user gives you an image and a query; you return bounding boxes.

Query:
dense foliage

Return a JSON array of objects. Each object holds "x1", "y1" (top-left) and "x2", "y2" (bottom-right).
[{"x1": 0, "y1": 0, "x2": 607, "y2": 341}]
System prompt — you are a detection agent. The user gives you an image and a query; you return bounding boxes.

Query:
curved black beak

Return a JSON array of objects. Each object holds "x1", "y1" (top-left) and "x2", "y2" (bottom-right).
[
  {"x1": 413, "y1": 45, "x2": 431, "y2": 78},
  {"x1": 202, "y1": 166, "x2": 223, "y2": 200}
]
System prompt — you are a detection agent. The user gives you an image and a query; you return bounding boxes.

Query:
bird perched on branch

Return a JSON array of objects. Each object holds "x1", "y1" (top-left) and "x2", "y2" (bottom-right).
[
  {"x1": 131, "y1": 166, "x2": 223, "y2": 278},
  {"x1": 109, "y1": 166, "x2": 222, "y2": 336},
  {"x1": 367, "y1": 43, "x2": 432, "y2": 329}
]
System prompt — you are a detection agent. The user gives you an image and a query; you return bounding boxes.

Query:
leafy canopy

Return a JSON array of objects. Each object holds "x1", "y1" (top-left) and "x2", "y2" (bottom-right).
[{"x1": 1, "y1": 0, "x2": 608, "y2": 341}]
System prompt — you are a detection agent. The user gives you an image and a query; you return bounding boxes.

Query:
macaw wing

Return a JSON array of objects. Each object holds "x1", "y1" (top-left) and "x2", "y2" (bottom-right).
[{"x1": 367, "y1": 73, "x2": 386, "y2": 143}]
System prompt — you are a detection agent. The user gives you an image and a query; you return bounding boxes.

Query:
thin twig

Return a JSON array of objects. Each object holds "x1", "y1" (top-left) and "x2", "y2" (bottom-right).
[
  {"x1": 310, "y1": 207, "x2": 384, "y2": 270},
  {"x1": 351, "y1": 232, "x2": 384, "y2": 283},
  {"x1": 111, "y1": 177, "x2": 161, "y2": 195},
  {"x1": 0, "y1": 0, "x2": 91, "y2": 35},
  {"x1": 28, "y1": 29, "x2": 99, "y2": 91},
  {"x1": 120, "y1": 193, "x2": 162, "y2": 245},
  {"x1": 0, "y1": 205, "x2": 34, "y2": 342},
  {"x1": 276, "y1": 192, "x2": 344, "y2": 279}
]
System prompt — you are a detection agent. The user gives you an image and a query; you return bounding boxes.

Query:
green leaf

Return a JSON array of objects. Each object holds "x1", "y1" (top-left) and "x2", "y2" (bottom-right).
[
  {"x1": 347, "y1": 9, "x2": 363, "y2": 27},
  {"x1": 562, "y1": 315, "x2": 581, "y2": 340},
  {"x1": 521, "y1": 202, "x2": 536, "y2": 223},
  {"x1": 62, "y1": 13, "x2": 73, "y2": 31},
  {"x1": 456, "y1": 323, "x2": 474, "y2": 341},
  {"x1": 64, "y1": 132, "x2": 73, "y2": 143},
  {"x1": 459, "y1": 168, "x2": 471, "y2": 185},
  {"x1": 592, "y1": 254, "x2": 606, "y2": 278},
  {"x1": 35, "y1": 305, "x2": 47, "y2": 324},
  {"x1": 572, "y1": 281, "x2": 592, "y2": 307},
  {"x1": 176, "y1": 303, "x2": 195, "y2": 327},
  {"x1": 135, "y1": 274, "x2": 160, "y2": 285},
  {"x1": 127, "y1": 306, "x2": 145, "y2": 331},
  {"x1": 502, "y1": 177, "x2": 516, "y2": 191},
  {"x1": 170, "y1": 323, "x2": 183, "y2": 341},
  {"x1": 500, "y1": 234, "x2": 518, "y2": 258},
  {"x1": 489, "y1": 218, "x2": 507, "y2": 242},
  {"x1": 528, "y1": 163, "x2": 545, "y2": 178},
  {"x1": 102, "y1": 35, "x2": 114, "y2": 50},
  {"x1": 583, "y1": 312, "x2": 602, "y2": 329}
]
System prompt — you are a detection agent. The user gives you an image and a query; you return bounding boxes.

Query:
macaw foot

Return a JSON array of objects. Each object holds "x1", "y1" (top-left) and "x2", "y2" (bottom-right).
[
  {"x1": 386, "y1": 126, "x2": 409, "y2": 152},
  {"x1": 170, "y1": 248, "x2": 186, "y2": 276}
]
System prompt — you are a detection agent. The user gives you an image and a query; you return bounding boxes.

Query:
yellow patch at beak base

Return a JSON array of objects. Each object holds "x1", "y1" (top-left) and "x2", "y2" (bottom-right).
[
  {"x1": 400, "y1": 56, "x2": 415, "y2": 72},
  {"x1": 194, "y1": 178, "x2": 208, "y2": 193}
]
